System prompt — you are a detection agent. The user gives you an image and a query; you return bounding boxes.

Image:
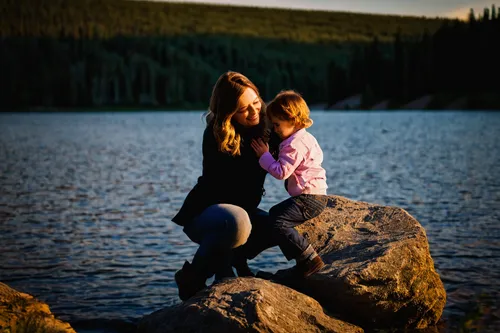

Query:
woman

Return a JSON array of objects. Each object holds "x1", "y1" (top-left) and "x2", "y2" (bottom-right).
[{"x1": 171, "y1": 71, "x2": 280, "y2": 301}]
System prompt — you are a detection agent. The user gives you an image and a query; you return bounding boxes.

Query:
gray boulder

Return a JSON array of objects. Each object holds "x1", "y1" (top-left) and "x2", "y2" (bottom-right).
[
  {"x1": 266, "y1": 195, "x2": 446, "y2": 329},
  {"x1": 137, "y1": 277, "x2": 363, "y2": 333}
]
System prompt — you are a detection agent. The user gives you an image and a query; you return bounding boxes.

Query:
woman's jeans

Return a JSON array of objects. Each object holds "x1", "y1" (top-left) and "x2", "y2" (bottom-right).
[
  {"x1": 183, "y1": 204, "x2": 252, "y2": 279},
  {"x1": 181, "y1": 195, "x2": 328, "y2": 279},
  {"x1": 268, "y1": 194, "x2": 329, "y2": 261}
]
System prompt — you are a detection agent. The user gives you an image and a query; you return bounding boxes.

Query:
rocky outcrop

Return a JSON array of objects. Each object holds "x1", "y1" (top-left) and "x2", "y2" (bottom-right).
[
  {"x1": 137, "y1": 277, "x2": 363, "y2": 333},
  {"x1": 401, "y1": 95, "x2": 433, "y2": 109},
  {"x1": 139, "y1": 195, "x2": 445, "y2": 331},
  {"x1": 370, "y1": 100, "x2": 390, "y2": 110},
  {"x1": 328, "y1": 94, "x2": 362, "y2": 110},
  {"x1": 266, "y1": 195, "x2": 446, "y2": 329},
  {"x1": 0, "y1": 282, "x2": 75, "y2": 333},
  {"x1": 445, "y1": 96, "x2": 468, "y2": 110}
]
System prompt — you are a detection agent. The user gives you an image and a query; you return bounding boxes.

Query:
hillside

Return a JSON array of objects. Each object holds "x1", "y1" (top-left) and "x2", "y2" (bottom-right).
[
  {"x1": 2, "y1": 0, "x2": 498, "y2": 111},
  {"x1": 0, "y1": 0, "x2": 446, "y2": 42}
]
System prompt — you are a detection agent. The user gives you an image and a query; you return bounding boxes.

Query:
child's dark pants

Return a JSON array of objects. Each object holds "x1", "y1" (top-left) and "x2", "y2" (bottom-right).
[{"x1": 269, "y1": 194, "x2": 328, "y2": 260}]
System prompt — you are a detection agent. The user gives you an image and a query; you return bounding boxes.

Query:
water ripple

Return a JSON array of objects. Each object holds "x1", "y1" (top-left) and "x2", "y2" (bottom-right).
[{"x1": 1, "y1": 111, "x2": 499, "y2": 331}]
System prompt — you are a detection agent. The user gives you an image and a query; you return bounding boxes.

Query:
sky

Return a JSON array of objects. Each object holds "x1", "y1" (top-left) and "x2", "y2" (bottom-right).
[{"x1": 155, "y1": 0, "x2": 496, "y2": 19}]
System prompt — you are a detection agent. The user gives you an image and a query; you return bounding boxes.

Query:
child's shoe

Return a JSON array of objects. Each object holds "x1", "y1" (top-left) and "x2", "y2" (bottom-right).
[{"x1": 296, "y1": 255, "x2": 325, "y2": 278}]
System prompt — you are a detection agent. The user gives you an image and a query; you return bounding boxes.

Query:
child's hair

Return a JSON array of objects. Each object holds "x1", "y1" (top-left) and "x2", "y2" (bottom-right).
[{"x1": 266, "y1": 90, "x2": 313, "y2": 129}]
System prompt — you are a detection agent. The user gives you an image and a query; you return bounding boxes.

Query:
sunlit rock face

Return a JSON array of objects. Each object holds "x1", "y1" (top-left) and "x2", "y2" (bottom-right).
[
  {"x1": 137, "y1": 277, "x2": 364, "y2": 333},
  {"x1": 138, "y1": 195, "x2": 445, "y2": 332},
  {"x1": 0, "y1": 282, "x2": 76, "y2": 333},
  {"x1": 281, "y1": 195, "x2": 446, "y2": 329}
]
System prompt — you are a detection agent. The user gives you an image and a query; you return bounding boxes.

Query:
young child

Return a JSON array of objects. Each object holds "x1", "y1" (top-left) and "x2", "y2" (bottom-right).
[{"x1": 251, "y1": 90, "x2": 328, "y2": 278}]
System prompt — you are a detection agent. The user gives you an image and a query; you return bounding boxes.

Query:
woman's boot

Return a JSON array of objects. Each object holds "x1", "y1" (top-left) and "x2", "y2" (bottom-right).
[{"x1": 174, "y1": 261, "x2": 207, "y2": 301}]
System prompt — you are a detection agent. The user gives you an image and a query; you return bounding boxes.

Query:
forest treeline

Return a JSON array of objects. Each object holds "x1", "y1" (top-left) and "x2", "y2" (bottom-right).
[
  {"x1": 1, "y1": 0, "x2": 444, "y2": 42},
  {"x1": 0, "y1": 0, "x2": 499, "y2": 110},
  {"x1": 346, "y1": 7, "x2": 500, "y2": 110}
]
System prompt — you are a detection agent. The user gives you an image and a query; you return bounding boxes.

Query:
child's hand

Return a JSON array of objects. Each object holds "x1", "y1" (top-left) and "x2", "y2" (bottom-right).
[{"x1": 251, "y1": 138, "x2": 269, "y2": 157}]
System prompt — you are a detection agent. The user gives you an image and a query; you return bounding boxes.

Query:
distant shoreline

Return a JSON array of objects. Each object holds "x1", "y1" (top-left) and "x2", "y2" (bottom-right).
[
  {"x1": 3, "y1": 93, "x2": 500, "y2": 113},
  {"x1": 2, "y1": 108, "x2": 499, "y2": 113}
]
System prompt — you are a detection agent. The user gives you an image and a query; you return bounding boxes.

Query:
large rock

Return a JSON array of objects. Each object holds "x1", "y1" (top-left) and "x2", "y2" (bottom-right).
[
  {"x1": 266, "y1": 195, "x2": 446, "y2": 329},
  {"x1": 137, "y1": 277, "x2": 363, "y2": 333},
  {"x1": 0, "y1": 282, "x2": 75, "y2": 333}
]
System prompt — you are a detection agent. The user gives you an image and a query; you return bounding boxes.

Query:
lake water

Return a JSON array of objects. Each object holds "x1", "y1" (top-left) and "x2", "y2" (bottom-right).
[{"x1": 0, "y1": 111, "x2": 499, "y2": 332}]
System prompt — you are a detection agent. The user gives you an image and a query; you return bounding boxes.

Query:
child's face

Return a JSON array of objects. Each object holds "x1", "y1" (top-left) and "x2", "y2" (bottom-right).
[{"x1": 270, "y1": 116, "x2": 297, "y2": 140}]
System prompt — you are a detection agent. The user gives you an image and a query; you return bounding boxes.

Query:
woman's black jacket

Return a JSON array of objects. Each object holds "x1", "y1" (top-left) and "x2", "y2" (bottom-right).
[{"x1": 172, "y1": 120, "x2": 279, "y2": 226}]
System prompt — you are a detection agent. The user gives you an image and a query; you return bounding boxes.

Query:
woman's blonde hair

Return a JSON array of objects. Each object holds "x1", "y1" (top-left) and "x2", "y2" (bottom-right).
[
  {"x1": 266, "y1": 90, "x2": 313, "y2": 129},
  {"x1": 206, "y1": 71, "x2": 264, "y2": 156}
]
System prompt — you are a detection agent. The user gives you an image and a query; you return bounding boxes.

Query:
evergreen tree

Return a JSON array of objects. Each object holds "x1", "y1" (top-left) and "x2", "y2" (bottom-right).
[
  {"x1": 483, "y1": 7, "x2": 491, "y2": 21},
  {"x1": 392, "y1": 29, "x2": 407, "y2": 103},
  {"x1": 468, "y1": 8, "x2": 476, "y2": 24}
]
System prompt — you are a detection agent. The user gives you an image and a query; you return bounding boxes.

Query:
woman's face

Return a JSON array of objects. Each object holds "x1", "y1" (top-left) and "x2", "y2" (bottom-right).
[{"x1": 232, "y1": 88, "x2": 261, "y2": 127}]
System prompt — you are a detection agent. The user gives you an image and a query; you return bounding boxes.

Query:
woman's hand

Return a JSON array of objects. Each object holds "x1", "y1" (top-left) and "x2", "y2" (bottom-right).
[{"x1": 251, "y1": 138, "x2": 269, "y2": 157}]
